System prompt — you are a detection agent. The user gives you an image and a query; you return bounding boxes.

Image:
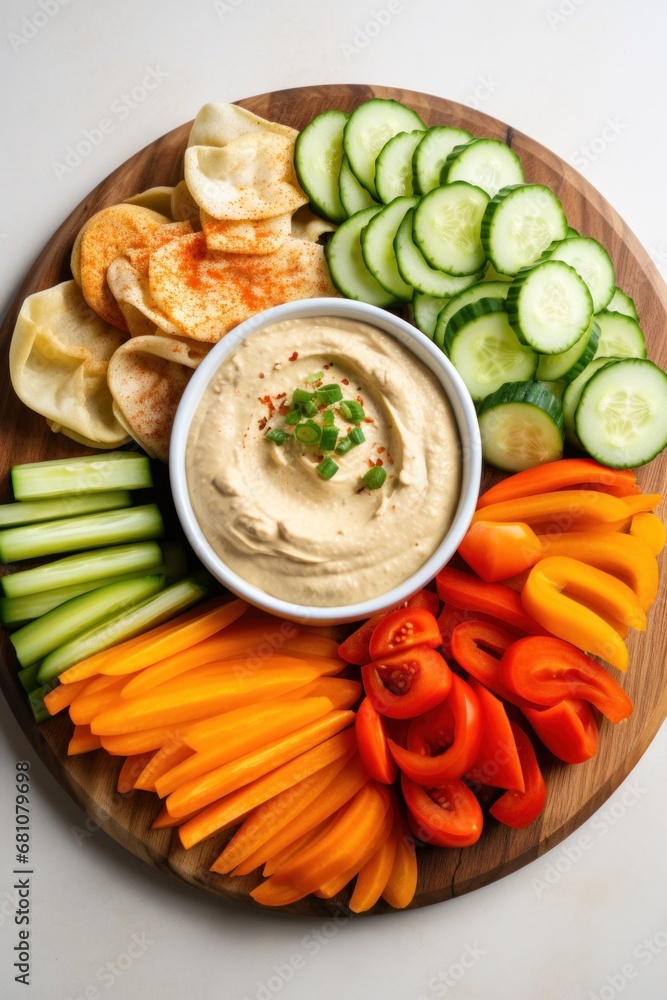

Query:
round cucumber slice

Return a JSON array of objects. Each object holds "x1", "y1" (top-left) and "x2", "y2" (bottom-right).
[
  {"x1": 411, "y1": 292, "x2": 451, "y2": 340},
  {"x1": 535, "y1": 320, "x2": 600, "y2": 383},
  {"x1": 434, "y1": 280, "x2": 511, "y2": 350},
  {"x1": 339, "y1": 155, "x2": 378, "y2": 216},
  {"x1": 343, "y1": 99, "x2": 426, "y2": 200},
  {"x1": 413, "y1": 126, "x2": 473, "y2": 195},
  {"x1": 481, "y1": 184, "x2": 568, "y2": 276},
  {"x1": 413, "y1": 181, "x2": 489, "y2": 277},
  {"x1": 561, "y1": 355, "x2": 619, "y2": 449},
  {"x1": 607, "y1": 287, "x2": 639, "y2": 321},
  {"x1": 395, "y1": 208, "x2": 484, "y2": 299},
  {"x1": 375, "y1": 130, "x2": 425, "y2": 203},
  {"x1": 478, "y1": 381, "x2": 564, "y2": 472},
  {"x1": 506, "y1": 259, "x2": 593, "y2": 354},
  {"x1": 294, "y1": 110, "x2": 349, "y2": 224},
  {"x1": 593, "y1": 311, "x2": 646, "y2": 359},
  {"x1": 546, "y1": 236, "x2": 615, "y2": 313},
  {"x1": 360, "y1": 196, "x2": 417, "y2": 301},
  {"x1": 326, "y1": 206, "x2": 397, "y2": 307},
  {"x1": 441, "y1": 138, "x2": 525, "y2": 198}
]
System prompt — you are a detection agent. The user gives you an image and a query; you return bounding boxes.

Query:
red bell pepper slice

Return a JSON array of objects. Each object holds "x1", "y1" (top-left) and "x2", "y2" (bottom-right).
[
  {"x1": 489, "y1": 722, "x2": 547, "y2": 829},
  {"x1": 500, "y1": 636, "x2": 633, "y2": 724},
  {"x1": 458, "y1": 521, "x2": 544, "y2": 583},
  {"x1": 436, "y1": 567, "x2": 546, "y2": 635},
  {"x1": 477, "y1": 458, "x2": 639, "y2": 508},
  {"x1": 437, "y1": 605, "x2": 523, "y2": 660},
  {"x1": 467, "y1": 680, "x2": 525, "y2": 792},
  {"x1": 338, "y1": 590, "x2": 440, "y2": 665},
  {"x1": 354, "y1": 697, "x2": 398, "y2": 784},
  {"x1": 369, "y1": 607, "x2": 441, "y2": 661},
  {"x1": 387, "y1": 674, "x2": 482, "y2": 783},
  {"x1": 402, "y1": 774, "x2": 483, "y2": 848},
  {"x1": 449, "y1": 619, "x2": 529, "y2": 707},
  {"x1": 523, "y1": 699, "x2": 598, "y2": 764},
  {"x1": 362, "y1": 646, "x2": 451, "y2": 719}
]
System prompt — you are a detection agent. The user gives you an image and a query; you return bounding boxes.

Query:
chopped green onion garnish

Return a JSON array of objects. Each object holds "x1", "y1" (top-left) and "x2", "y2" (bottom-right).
[
  {"x1": 295, "y1": 421, "x2": 322, "y2": 445},
  {"x1": 322, "y1": 384, "x2": 343, "y2": 402},
  {"x1": 304, "y1": 371, "x2": 324, "y2": 383},
  {"x1": 316, "y1": 458, "x2": 339, "y2": 480},
  {"x1": 335, "y1": 437, "x2": 353, "y2": 456},
  {"x1": 265, "y1": 429, "x2": 290, "y2": 445},
  {"x1": 335, "y1": 428, "x2": 365, "y2": 455},
  {"x1": 362, "y1": 467, "x2": 387, "y2": 490},
  {"x1": 302, "y1": 400, "x2": 319, "y2": 417},
  {"x1": 320, "y1": 426, "x2": 339, "y2": 451},
  {"x1": 293, "y1": 388, "x2": 315, "y2": 405},
  {"x1": 349, "y1": 427, "x2": 366, "y2": 445},
  {"x1": 284, "y1": 409, "x2": 302, "y2": 426},
  {"x1": 323, "y1": 410, "x2": 335, "y2": 426},
  {"x1": 340, "y1": 400, "x2": 365, "y2": 423}
]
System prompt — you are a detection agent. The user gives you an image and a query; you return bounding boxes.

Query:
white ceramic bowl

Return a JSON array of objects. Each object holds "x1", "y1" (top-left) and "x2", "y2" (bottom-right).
[{"x1": 170, "y1": 298, "x2": 481, "y2": 625}]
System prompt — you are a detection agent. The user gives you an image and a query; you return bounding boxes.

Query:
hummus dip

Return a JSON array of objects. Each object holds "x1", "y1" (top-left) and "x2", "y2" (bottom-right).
[{"x1": 186, "y1": 316, "x2": 461, "y2": 607}]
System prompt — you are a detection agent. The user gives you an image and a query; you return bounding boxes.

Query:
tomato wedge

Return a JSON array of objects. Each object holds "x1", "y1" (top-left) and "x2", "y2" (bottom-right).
[
  {"x1": 387, "y1": 674, "x2": 482, "y2": 783},
  {"x1": 338, "y1": 590, "x2": 440, "y2": 665},
  {"x1": 369, "y1": 606, "x2": 441, "y2": 660},
  {"x1": 402, "y1": 774, "x2": 483, "y2": 848},
  {"x1": 450, "y1": 619, "x2": 528, "y2": 707},
  {"x1": 467, "y1": 680, "x2": 524, "y2": 792},
  {"x1": 523, "y1": 699, "x2": 598, "y2": 764},
  {"x1": 489, "y1": 722, "x2": 547, "y2": 829},
  {"x1": 362, "y1": 646, "x2": 451, "y2": 719},
  {"x1": 355, "y1": 697, "x2": 397, "y2": 784}
]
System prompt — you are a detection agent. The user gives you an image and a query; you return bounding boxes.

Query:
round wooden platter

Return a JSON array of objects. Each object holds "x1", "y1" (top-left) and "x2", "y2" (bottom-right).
[{"x1": 1, "y1": 84, "x2": 666, "y2": 917}]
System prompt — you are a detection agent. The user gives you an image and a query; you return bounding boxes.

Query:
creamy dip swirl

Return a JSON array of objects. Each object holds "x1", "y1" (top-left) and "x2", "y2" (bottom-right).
[{"x1": 186, "y1": 316, "x2": 462, "y2": 607}]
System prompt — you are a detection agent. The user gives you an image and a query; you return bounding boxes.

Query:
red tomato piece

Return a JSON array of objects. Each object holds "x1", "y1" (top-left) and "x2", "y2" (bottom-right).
[
  {"x1": 522, "y1": 698, "x2": 598, "y2": 764},
  {"x1": 355, "y1": 697, "x2": 398, "y2": 784},
  {"x1": 387, "y1": 674, "x2": 482, "y2": 783},
  {"x1": 489, "y1": 722, "x2": 547, "y2": 829},
  {"x1": 361, "y1": 646, "x2": 451, "y2": 719},
  {"x1": 402, "y1": 775, "x2": 483, "y2": 848},
  {"x1": 369, "y1": 607, "x2": 441, "y2": 661},
  {"x1": 436, "y1": 605, "x2": 523, "y2": 660},
  {"x1": 338, "y1": 590, "x2": 440, "y2": 665},
  {"x1": 467, "y1": 680, "x2": 525, "y2": 793}
]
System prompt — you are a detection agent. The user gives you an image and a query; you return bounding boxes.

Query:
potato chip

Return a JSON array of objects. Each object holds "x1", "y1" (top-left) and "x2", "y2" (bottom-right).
[
  {"x1": 187, "y1": 102, "x2": 297, "y2": 148},
  {"x1": 148, "y1": 232, "x2": 338, "y2": 342},
  {"x1": 184, "y1": 133, "x2": 307, "y2": 220},
  {"x1": 78, "y1": 204, "x2": 171, "y2": 330},
  {"x1": 107, "y1": 334, "x2": 212, "y2": 461},
  {"x1": 200, "y1": 209, "x2": 291, "y2": 254},
  {"x1": 124, "y1": 186, "x2": 175, "y2": 218},
  {"x1": 171, "y1": 180, "x2": 201, "y2": 226},
  {"x1": 9, "y1": 280, "x2": 129, "y2": 448}
]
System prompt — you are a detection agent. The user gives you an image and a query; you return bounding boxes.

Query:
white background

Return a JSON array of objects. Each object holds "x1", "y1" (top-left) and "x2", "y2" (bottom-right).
[{"x1": 1, "y1": 1, "x2": 666, "y2": 998}]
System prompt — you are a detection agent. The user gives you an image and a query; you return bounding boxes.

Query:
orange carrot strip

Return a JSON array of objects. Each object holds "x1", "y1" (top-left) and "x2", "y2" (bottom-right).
[
  {"x1": 69, "y1": 677, "x2": 130, "y2": 726},
  {"x1": 132, "y1": 656, "x2": 345, "y2": 697},
  {"x1": 116, "y1": 753, "x2": 155, "y2": 793},
  {"x1": 44, "y1": 678, "x2": 90, "y2": 716},
  {"x1": 82, "y1": 673, "x2": 136, "y2": 695},
  {"x1": 134, "y1": 742, "x2": 194, "y2": 792},
  {"x1": 314, "y1": 801, "x2": 395, "y2": 900},
  {"x1": 619, "y1": 493, "x2": 663, "y2": 515},
  {"x1": 150, "y1": 803, "x2": 209, "y2": 829},
  {"x1": 209, "y1": 754, "x2": 369, "y2": 872},
  {"x1": 90, "y1": 665, "x2": 323, "y2": 736},
  {"x1": 382, "y1": 807, "x2": 418, "y2": 909},
  {"x1": 262, "y1": 820, "x2": 331, "y2": 877},
  {"x1": 288, "y1": 676, "x2": 362, "y2": 708},
  {"x1": 181, "y1": 697, "x2": 339, "y2": 752},
  {"x1": 59, "y1": 598, "x2": 247, "y2": 683},
  {"x1": 166, "y1": 711, "x2": 354, "y2": 818},
  {"x1": 67, "y1": 725, "x2": 102, "y2": 755},
  {"x1": 100, "y1": 725, "x2": 186, "y2": 756},
  {"x1": 178, "y1": 732, "x2": 355, "y2": 850},
  {"x1": 349, "y1": 822, "x2": 398, "y2": 913}
]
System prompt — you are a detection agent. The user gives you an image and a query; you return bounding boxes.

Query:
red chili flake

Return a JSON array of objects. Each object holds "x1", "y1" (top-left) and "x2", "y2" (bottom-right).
[
  {"x1": 258, "y1": 417, "x2": 267, "y2": 430},
  {"x1": 259, "y1": 373, "x2": 265, "y2": 379},
  {"x1": 368, "y1": 458, "x2": 376, "y2": 468},
  {"x1": 364, "y1": 417, "x2": 374, "y2": 424},
  {"x1": 356, "y1": 486, "x2": 366, "y2": 495},
  {"x1": 341, "y1": 378, "x2": 350, "y2": 385},
  {"x1": 278, "y1": 403, "x2": 290, "y2": 416},
  {"x1": 377, "y1": 446, "x2": 386, "y2": 454},
  {"x1": 288, "y1": 352, "x2": 298, "y2": 361},
  {"x1": 387, "y1": 454, "x2": 394, "y2": 465},
  {"x1": 356, "y1": 395, "x2": 364, "y2": 405},
  {"x1": 275, "y1": 392, "x2": 286, "y2": 399},
  {"x1": 375, "y1": 459, "x2": 384, "y2": 467}
]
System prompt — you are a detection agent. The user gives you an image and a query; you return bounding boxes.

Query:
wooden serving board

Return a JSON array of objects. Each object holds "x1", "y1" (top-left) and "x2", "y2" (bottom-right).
[{"x1": 1, "y1": 84, "x2": 666, "y2": 916}]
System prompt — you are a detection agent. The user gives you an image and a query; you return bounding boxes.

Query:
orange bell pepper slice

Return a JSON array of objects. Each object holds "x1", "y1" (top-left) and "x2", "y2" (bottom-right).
[
  {"x1": 521, "y1": 556, "x2": 646, "y2": 671},
  {"x1": 458, "y1": 521, "x2": 544, "y2": 583},
  {"x1": 477, "y1": 459, "x2": 639, "y2": 508},
  {"x1": 619, "y1": 493, "x2": 663, "y2": 515},
  {"x1": 472, "y1": 490, "x2": 630, "y2": 531},
  {"x1": 630, "y1": 512, "x2": 667, "y2": 556}
]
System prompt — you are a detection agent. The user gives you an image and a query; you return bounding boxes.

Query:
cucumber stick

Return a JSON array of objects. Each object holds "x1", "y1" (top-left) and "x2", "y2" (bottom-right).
[
  {"x1": 0, "y1": 490, "x2": 132, "y2": 529},
  {"x1": 0, "y1": 504, "x2": 163, "y2": 563},
  {"x1": 37, "y1": 576, "x2": 208, "y2": 682},
  {"x1": 11, "y1": 451, "x2": 152, "y2": 500},
  {"x1": 478, "y1": 382, "x2": 564, "y2": 472},
  {"x1": 10, "y1": 575, "x2": 166, "y2": 667}
]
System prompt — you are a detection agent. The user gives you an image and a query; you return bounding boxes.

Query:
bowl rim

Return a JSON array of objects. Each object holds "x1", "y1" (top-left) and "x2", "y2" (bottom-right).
[{"x1": 170, "y1": 297, "x2": 482, "y2": 624}]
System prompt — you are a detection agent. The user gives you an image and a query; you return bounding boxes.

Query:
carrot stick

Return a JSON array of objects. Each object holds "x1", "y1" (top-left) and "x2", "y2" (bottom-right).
[
  {"x1": 116, "y1": 753, "x2": 155, "y2": 793},
  {"x1": 166, "y1": 711, "x2": 354, "y2": 818},
  {"x1": 100, "y1": 725, "x2": 186, "y2": 756},
  {"x1": 208, "y1": 754, "x2": 369, "y2": 872},
  {"x1": 135, "y1": 654, "x2": 345, "y2": 693},
  {"x1": 67, "y1": 725, "x2": 102, "y2": 755},
  {"x1": 289, "y1": 676, "x2": 362, "y2": 708},
  {"x1": 477, "y1": 459, "x2": 639, "y2": 508},
  {"x1": 381, "y1": 807, "x2": 418, "y2": 909},
  {"x1": 178, "y1": 732, "x2": 355, "y2": 850},
  {"x1": 262, "y1": 820, "x2": 331, "y2": 877},
  {"x1": 44, "y1": 678, "x2": 90, "y2": 716},
  {"x1": 134, "y1": 742, "x2": 194, "y2": 792},
  {"x1": 69, "y1": 677, "x2": 130, "y2": 726},
  {"x1": 349, "y1": 822, "x2": 398, "y2": 912},
  {"x1": 151, "y1": 804, "x2": 206, "y2": 829},
  {"x1": 59, "y1": 597, "x2": 247, "y2": 683},
  {"x1": 90, "y1": 665, "x2": 324, "y2": 736}
]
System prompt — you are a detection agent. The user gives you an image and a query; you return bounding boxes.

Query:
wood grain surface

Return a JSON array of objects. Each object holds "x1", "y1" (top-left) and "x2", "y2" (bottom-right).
[{"x1": 0, "y1": 84, "x2": 665, "y2": 916}]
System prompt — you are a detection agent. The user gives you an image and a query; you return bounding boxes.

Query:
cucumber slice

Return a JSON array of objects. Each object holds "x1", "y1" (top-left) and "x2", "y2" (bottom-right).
[
  {"x1": 338, "y1": 155, "x2": 378, "y2": 216},
  {"x1": 434, "y1": 280, "x2": 511, "y2": 350},
  {"x1": 506, "y1": 259, "x2": 593, "y2": 354},
  {"x1": 375, "y1": 130, "x2": 425, "y2": 203},
  {"x1": 413, "y1": 126, "x2": 473, "y2": 195},
  {"x1": 562, "y1": 356, "x2": 618, "y2": 448},
  {"x1": 593, "y1": 310, "x2": 646, "y2": 359},
  {"x1": 343, "y1": 99, "x2": 426, "y2": 199},
  {"x1": 574, "y1": 359, "x2": 667, "y2": 468},
  {"x1": 413, "y1": 182, "x2": 489, "y2": 276},
  {"x1": 539, "y1": 380, "x2": 566, "y2": 402},
  {"x1": 481, "y1": 262, "x2": 512, "y2": 283},
  {"x1": 11, "y1": 452, "x2": 153, "y2": 500},
  {"x1": 294, "y1": 109, "x2": 349, "y2": 224},
  {"x1": 411, "y1": 292, "x2": 451, "y2": 339},
  {"x1": 444, "y1": 299, "x2": 537, "y2": 401},
  {"x1": 11, "y1": 575, "x2": 165, "y2": 667},
  {"x1": 566, "y1": 227, "x2": 580, "y2": 238},
  {"x1": 607, "y1": 287, "x2": 639, "y2": 321},
  {"x1": 0, "y1": 504, "x2": 164, "y2": 563},
  {"x1": 481, "y1": 184, "x2": 568, "y2": 276},
  {"x1": 536, "y1": 319, "x2": 600, "y2": 383},
  {"x1": 326, "y1": 206, "x2": 397, "y2": 307},
  {"x1": 441, "y1": 138, "x2": 525, "y2": 198},
  {"x1": 2, "y1": 540, "x2": 164, "y2": 599},
  {"x1": 360, "y1": 196, "x2": 417, "y2": 300},
  {"x1": 36, "y1": 576, "x2": 208, "y2": 682},
  {"x1": 0, "y1": 490, "x2": 132, "y2": 529},
  {"x1": 546, "y1": 236, "x2": 615, "y2": 313},
  {"x1": 395, "y1": 208, "x2": 484, "y2": 298},
  {"x1": 478, "y1": 381, "x2": 564, "y2": 472}
]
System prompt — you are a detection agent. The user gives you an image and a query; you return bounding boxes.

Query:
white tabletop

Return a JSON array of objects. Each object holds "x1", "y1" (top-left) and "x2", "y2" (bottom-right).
[{"x1": 1, "y1": 2, "x2": 666, "y2": 998}]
